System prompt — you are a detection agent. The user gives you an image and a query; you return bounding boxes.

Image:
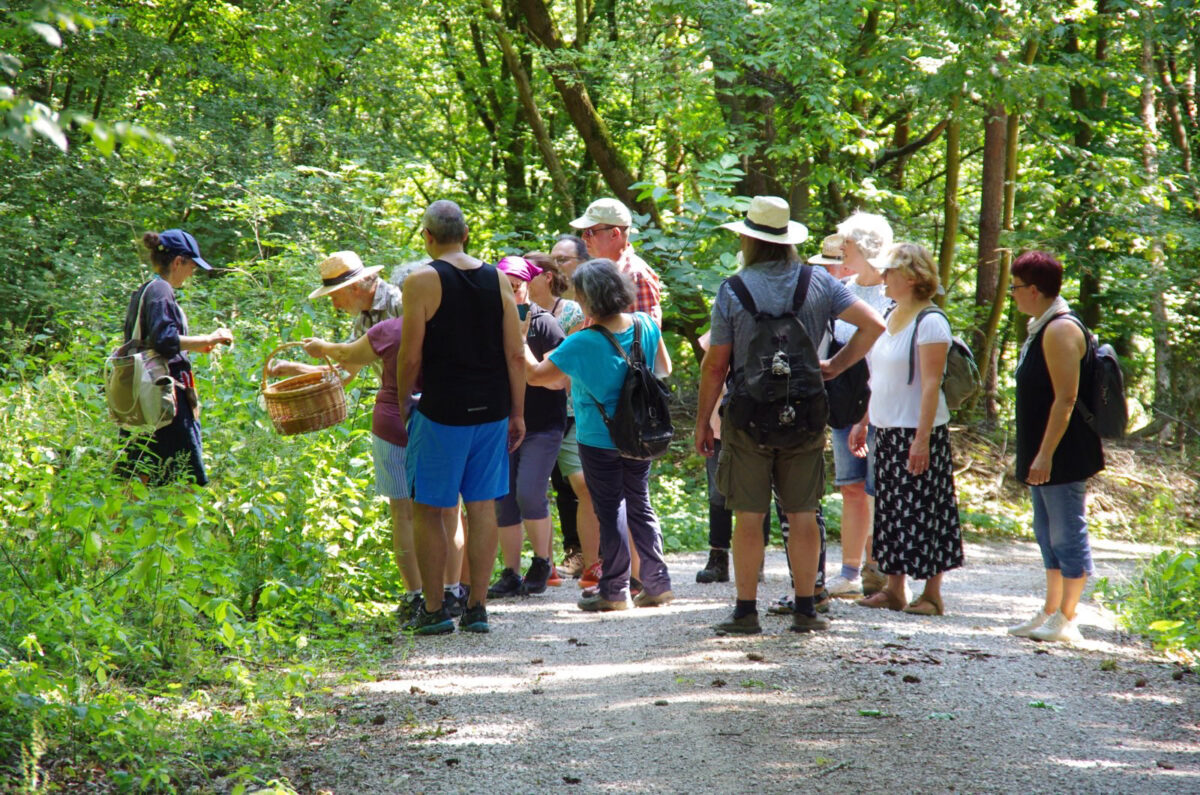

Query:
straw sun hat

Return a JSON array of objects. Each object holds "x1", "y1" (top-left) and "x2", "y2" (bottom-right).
[
  {"x1": 720, "y1": 196, "x2": 809, "y2": 246},
  {"x1": 307, "y1": 251, "x2": 383, "y2": 300}
]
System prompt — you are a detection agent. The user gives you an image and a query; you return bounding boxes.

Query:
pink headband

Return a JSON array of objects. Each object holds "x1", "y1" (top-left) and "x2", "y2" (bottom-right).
[{"x1": 496, "y1": 255, "x2": 543, "y2": 282}]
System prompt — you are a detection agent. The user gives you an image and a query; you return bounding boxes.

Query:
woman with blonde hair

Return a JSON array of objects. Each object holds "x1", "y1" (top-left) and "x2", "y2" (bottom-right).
[{"x1": 854, "y1": 242, "x2": 963, "y2": 615}]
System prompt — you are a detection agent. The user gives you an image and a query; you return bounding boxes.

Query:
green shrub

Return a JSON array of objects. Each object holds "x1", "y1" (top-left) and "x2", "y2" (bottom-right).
[{"x1": 1097, "y1": 548, "x2": 1200, "y2": 668}]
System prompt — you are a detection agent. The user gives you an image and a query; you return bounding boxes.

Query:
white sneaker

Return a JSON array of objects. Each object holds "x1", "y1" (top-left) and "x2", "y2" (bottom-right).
[
  {"x1": 826, "y1": 574, "x2": 864, "y2": 597},
  {"x1": 1008, "y1": 609, "x2": 1053, "y2": 637},
  {"x1": 1029, "y1": 611, "x2": 1083, "y2": 644}
]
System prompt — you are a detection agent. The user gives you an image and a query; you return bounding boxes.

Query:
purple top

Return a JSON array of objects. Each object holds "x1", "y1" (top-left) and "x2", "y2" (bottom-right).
[{"x1": 367, "y1": 318, "x2": 406, "y2": 446}]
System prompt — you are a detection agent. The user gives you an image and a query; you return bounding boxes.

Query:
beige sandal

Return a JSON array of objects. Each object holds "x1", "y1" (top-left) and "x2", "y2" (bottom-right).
[
  {"x1": 855, "y1": 590, "x2": 906, "y2": 611},
  {"x1": 902, "y1": 593, "x2": 944, "y2": 616}
]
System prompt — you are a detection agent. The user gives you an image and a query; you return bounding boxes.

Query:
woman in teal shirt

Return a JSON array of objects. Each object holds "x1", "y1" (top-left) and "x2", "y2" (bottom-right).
[{"x1": 525, "y1": 259, "x2": 674, "y2": 612}]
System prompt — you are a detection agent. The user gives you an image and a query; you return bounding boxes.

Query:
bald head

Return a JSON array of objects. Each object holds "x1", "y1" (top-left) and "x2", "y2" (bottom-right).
[{"x1": 423, "y1": 200, "x2": 467, "y2": 244}]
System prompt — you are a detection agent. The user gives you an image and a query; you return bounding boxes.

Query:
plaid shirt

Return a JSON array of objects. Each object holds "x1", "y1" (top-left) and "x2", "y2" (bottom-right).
[
  {"x1": 351, "y1": 279, "x2": 403, "y2": 376},
  {"x1": 618, "y1": 247, "x2": 663, "y2": 327}
]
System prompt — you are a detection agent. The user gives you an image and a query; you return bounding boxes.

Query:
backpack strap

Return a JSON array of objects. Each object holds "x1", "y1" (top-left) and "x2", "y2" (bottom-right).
[
  {"x1": 586, "y1": 315, "x2": 644, "y2": 368},
  {"x1": 726, "y1": 266, "x2": 813, "y2": 319},
  {"x1": 906, "y1": 306, "x2": 948, "y2": 386},
  {"x1": 1046, "y1": 312, "x2": 1100, "y2": 432},
  {"x1": 130, "y1": 281, "x2": 153, "y2": 344}
]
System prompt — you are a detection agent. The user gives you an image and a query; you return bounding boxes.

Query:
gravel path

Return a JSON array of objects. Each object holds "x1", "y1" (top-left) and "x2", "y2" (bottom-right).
[{"x1": 285, "y1": 539, "x2": 1199, "y2": 793}]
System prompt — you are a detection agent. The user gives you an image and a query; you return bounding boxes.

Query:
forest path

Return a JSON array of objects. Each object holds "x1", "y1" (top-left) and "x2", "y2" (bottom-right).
[{"x1": 284, "y1": 539, "x2": 1199, "y2": 793}]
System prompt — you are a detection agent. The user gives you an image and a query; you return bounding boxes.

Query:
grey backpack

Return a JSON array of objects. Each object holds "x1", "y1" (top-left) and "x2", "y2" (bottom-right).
[{"x1": 903, "y1": 306, "x2": 982, "y2": 410}]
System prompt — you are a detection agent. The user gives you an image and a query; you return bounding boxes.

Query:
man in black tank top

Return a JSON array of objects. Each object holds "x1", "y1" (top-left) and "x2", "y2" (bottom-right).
[{"x1": 395, "y1": 200, "x2": 527, "y2": 635}]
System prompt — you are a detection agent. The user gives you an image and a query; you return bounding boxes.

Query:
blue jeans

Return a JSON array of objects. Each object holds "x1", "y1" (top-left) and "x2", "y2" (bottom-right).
[
  {"x1": 578, "y1": 444, "x2": 671, "y2": 600},
  {"x1": 1030, "y1": 481, "x2": 1094, "y2": 579},
  {"x1": 831, "y1": 424, "x2": 875, "y2": 496}
]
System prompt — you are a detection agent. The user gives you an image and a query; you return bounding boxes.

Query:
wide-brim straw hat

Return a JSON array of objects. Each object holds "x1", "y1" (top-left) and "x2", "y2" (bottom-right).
[
  {"x1": 308, "y1": 251, "x2": 383, "y2": 300},
  {"x1": 808, "y1": 233, "x2": 844, "y2": 266},
  {"x1": 720, "y1": 196, "x2": 809, "y2": 245}
]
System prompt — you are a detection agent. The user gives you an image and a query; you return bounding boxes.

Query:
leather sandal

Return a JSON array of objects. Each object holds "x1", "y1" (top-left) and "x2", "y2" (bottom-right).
[
  {"x1": 855, "y1": 590, "x2": 906, "y2": 611},
  {"x1": 902, "y1": 593, "x2": 944, "y2": 616}
]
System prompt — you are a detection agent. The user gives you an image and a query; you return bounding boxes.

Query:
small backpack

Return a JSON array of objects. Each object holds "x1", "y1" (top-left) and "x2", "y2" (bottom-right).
[
  {"x1": 105, "y1": 283, "x2": 178, "y2": 431},
  {"x1": 1061, "y1": 314, "x2": 1128, "y2": 439},
  {"x1": 904, "y1": 306, "x2": 982, "y2": 410},
  {"x1": 589, "y1": 316, "x2": 674, "y2": 460},
  {"x1": 823, "y1": 317, "x2": 871, "y2": 429},
  {"x1": 724, "y1": 267, "x2": 829, "y2": 447}
]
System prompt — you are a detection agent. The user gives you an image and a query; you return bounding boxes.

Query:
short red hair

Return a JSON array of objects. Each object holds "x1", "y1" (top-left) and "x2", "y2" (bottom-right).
[{"x1": 1011, "y1": 251, "x2": 1063, "y2": 298}]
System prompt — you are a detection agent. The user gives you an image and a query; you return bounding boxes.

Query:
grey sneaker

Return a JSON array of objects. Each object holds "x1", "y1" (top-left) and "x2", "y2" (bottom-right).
[
  {"x1": 633, "y1": 589, "x2": 675, "y2": 608},
  {"x1": 1008, "y1": 609, "x2": 1052, "y2": 638},
  {"x1": 578, "y1": 589, "x2": 631, "y2": 612},
  {"x1": 790, "y1": 612, "x2": 832, "y2": 633},
  {"x1": 826, "y1": 574, "x2": 863, "y2": 597},
  {"x1": 714, "y1": 611, "x2": 762, "y2": 635},
  {"x1": 487, "y1": 567, "x2": 523, "y2": 599}
]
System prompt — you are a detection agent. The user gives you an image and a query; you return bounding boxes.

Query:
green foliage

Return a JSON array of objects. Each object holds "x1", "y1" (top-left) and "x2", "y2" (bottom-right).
[{"x1": 1097, "y1": 549, "x2": 1200, "y2": 668}]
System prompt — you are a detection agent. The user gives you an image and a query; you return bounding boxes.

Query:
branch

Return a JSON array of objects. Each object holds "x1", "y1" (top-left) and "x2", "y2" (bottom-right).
[{"x1": 871, "y1": 118, "x2": 949, "y2": 170}]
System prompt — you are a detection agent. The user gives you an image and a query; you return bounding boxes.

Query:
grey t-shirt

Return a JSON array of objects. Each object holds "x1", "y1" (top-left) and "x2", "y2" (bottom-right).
[{"x1": 710, "y1": 260, "x2": 856, "y2": 387}]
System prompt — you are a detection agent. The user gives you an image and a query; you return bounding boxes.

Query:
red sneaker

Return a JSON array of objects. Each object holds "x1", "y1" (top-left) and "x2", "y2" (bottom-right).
[
  {"x1": 547, "y1": 564, "x2": 564, "y2": 587},
  {"x1": 579, "y1": 559, "x2": 602, "y2": 589}
]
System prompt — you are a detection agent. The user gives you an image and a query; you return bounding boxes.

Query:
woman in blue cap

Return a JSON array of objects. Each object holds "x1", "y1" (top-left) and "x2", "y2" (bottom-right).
[{"x1": 118, "y1": 229, "x2": 233, "y2": 486}]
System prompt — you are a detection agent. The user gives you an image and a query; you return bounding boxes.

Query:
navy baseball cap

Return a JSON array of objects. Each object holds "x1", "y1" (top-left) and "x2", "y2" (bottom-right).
[{"x1": 158, "y1": 229, "x2": 212, "y2": 270}]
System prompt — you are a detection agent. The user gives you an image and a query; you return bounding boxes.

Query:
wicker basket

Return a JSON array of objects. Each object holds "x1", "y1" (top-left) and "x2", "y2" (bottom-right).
[{"x1": 261, "y1": 342, "x2": 347, "y2": 435}]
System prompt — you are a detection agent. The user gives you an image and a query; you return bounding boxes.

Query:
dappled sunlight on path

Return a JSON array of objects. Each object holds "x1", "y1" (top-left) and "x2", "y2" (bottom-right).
[{"x1": 286, "y1": 540, "x2": 1199, "y2": 793}]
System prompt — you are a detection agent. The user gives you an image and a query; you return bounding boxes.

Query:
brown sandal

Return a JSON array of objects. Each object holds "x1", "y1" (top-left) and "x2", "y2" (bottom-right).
[
  {"x1": 855, "y1": 590, "x2": 906, "y2": 611},
  {"x1": 902, "y1": 593, "x2": 944, "y2": 616}
]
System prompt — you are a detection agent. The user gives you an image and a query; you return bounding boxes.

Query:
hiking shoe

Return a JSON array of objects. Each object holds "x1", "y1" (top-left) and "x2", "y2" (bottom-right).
[
  {"x1": 767, "y1": 595, "x2": 795, "y2": 615},
  {"x1": 547, "y1": 564, "x2": 564, "y2": 587},
  {"x1": 521, "y1": 557, "x2": 552, "y2": 595},
  {"x1": 861, "y1": 563, "x2": 886, "y2": 596},
  {"x1": 1029, "y1": 611, "x2": 1083, "y2": 644},
  {"x1": 790, "y1": 612, "x2": 832, "y2": 633},
  {"x1": 487, "y1": 567, "x2": 524, "y2": 599},
  {"x1": 814, "y1": 589, "x2": 832, "y2": 614},
  {"x1": 633, "y1": 588, "x2": 675, "y2": 608},
  {"x1": 401, "y1": 605, "x2": 454, "y2": 636},
  {"x1": 579, "y1": 559, "x2": 602, "y2": 589},
  {"x1": 714, "y1": 611, "x2": 762, "y2": 635},
  {"x1": 578, "y1": 590, "x2": 631, "y2": 612},
  {"x1": 1008, "y1": 609, "x2": 1053, "y2": 638},
  {"x1": 826, "y1": 574, "x2": 863, "y2": 598},
  {"x1": 396, "y1": 591, "x2": 423, "y2": 621},
  {"x1": 459, "y1": 603, "x2": 490, "y2": 633},
  {"x1": 629, "y1": 577, "x2": 643, "y2": 597},
  {"x1": 561, "y1": 548, "x2": 584, "y2": 578},
  {"x1": 442, "y1": 588, "x2": 465, "y2": 617},
  {"x1": 696, "y1": 548, "x2": 730, "y2": 584}
]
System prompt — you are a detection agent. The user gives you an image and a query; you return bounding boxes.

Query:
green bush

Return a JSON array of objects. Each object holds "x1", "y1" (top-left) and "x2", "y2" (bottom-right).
[{"x1": 1097, "y1": 549, "x2": 1200, "y2": 668}]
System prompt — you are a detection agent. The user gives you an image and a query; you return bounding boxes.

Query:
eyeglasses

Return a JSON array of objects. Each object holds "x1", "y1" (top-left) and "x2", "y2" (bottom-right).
[
  {"x1": 553, "y1": 255, "x2": 580, "y2": 266},
  {"x1": 581, "y1": 225, "x2": 618, "y2": 238},
  {"x1": 1008, "y1": 281, "x2": 1029, "y2": 293}
]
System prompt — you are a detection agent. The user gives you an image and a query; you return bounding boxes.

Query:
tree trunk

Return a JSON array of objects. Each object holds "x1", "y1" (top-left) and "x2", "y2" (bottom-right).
[
  {"x1": 937, "y1": 94, "x2": 961, "y2": 307},
  {"x1": 516, "y1": 0, "x2": 661, "y2": 225},
  {"x1": 974, "y1": 103, "x2": 1007, "y2": 423}
]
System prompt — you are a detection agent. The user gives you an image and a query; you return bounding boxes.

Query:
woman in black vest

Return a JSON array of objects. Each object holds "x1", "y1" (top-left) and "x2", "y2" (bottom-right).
[{"x1": 1009, "y1": 251, "x2": 1104, "y2": 644}]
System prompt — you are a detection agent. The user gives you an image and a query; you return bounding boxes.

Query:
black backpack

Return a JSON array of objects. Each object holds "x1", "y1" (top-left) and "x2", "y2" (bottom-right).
[
  {"x1": 588, "y1": 316, "x2": 674, "y2": 460},
  {"x1": 823, "y1": 317, "x2": 871, "y2": 429},
  {"x1": 1061, "y1": 314, "x2": 1128, "y2": 439},
  {"x1": 724, "y1": 267, "x2": 829, "y2": 447}
]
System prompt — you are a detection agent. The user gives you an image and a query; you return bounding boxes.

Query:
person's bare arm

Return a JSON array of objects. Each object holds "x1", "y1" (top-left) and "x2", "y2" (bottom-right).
[
  {"x1": 526, "y1": 353, "x2": 570, "y2": 389},
  {"x1": 1027, "y1": 318, "x2": 1086, "y2": 485},
  {"x1": 302, "y1": 335, "x2": 377, "y2": 370},
  {"x1": 179, "y1": 328, "x2": 233, "y2": 353},
  {"x1": 395, "y1": 268, "x2": 437, "y2": 445},
  {"x1": 694, "y1": 343, "x2": 731, "y2": 457},
  {"x1": 498, "y1": 276, "x2": 526, "y2": 452},
  {"x1": 654, "y1": 334, "x2": 672, "y2": 378},
  {"x1": 821, "y1": 299, "x2": 885, "y2": 379}
]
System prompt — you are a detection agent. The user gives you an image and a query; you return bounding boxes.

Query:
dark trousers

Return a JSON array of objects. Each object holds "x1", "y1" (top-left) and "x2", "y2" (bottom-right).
[
  {"x1": 578, "y1": 444, "x2": 671, "y2": 599},
  {"x1": 551, "y1": 462, "x2": 580, "y2": 550}
]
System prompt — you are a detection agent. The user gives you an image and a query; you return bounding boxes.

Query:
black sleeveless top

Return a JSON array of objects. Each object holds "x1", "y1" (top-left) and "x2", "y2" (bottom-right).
[
  {"x1": 1014, "y1": 314, "x2": 1104, "y2": 485},
  {"x1": 416, "y1": 260, "x2": 511, "y2": 426}
]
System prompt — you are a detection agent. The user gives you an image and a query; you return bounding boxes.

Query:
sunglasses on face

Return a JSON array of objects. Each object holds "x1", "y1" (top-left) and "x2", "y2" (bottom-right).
[{"x1": 581, "y1": 225, "x2": 618, "y2": 238}]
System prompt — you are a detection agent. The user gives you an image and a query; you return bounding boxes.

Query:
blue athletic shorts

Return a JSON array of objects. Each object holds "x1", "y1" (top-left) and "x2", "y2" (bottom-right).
[
  {"x1": 407, "y1": 411, "x2": 509, "y2": 508},
  {"x1": 372, "y1": 433, "x2": 409, "y2": 500}
]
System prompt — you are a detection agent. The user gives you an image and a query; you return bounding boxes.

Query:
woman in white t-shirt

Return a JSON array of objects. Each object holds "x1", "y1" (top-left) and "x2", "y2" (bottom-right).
[{"x1": 854, "y1": 243, "x2": 963, "y2": 616}]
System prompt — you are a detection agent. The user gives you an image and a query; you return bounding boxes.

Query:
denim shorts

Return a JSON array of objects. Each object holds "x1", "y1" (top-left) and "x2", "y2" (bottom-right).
[
  {"x1": 830, "y1": 424, "x2": 875, "y2": 496},
  {"x1": 372, "y1": 433, "x2": 409, "y2": 500},
  {"x1": 1030, "y1": 480, "x2": 1094, "y2": 579},
  {"x1": 407, "y1": 411, "x2": 509, "y2": 508}
]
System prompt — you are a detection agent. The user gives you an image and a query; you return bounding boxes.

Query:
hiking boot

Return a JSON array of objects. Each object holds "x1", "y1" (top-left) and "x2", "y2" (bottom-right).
[
  {"x1": 696, "y1": 548, "x2": 730, "y2": 584},
  {"x1": 578, "y1": 589, "x2": 631, "y2": 612},
  {"x1": 521, "y1": 557, "x2": 552, "y2": 595},
  {"x1": 790, "y1": 612, "x2": 832, "y2": 633},
  {"x1": 814, "y1": 589, "x2": 832, "y2": 614},
  {"x1": 579, "y1": 559, "x2": 602, "y2": 589},
  {"x1": 766, "y1": 595, "x2": 795, "y2": 615},
  {"x1": 633, "y1": 588, "x2": 675, "y2": 608},
  {"x1": 459, "y1": 603, "x2": 490, "y2": 633},
  {"x1": 561, "y1": 548, "x2": 584, "y2": 578},
  {"x1": 396, "y1": 591, "x2": 423, "y2": 621},
  {"x1": 629, "y1": 577, "x2": 643, "y2": 597},
  {"x1": 487, "y1": 567, "x2": 523, "y2": 599},
  {"x1": 714, "y1": 611, "x2": 762, "y2": 635},
  {"x1": 861, "y1": 563, "x2": 886, "y2": 596},
  {"x1": 401, "y1": 605, "x2": 454, "y2": 636},
  {"x1": 547, "y1": 564, "x2": 564, "y2": 587},
  {"x1": 826, "y1": 574, "x2": 863, "y2": 598},
  {"x1": 442, "y1": 588, "x2": 465, "y2": 618}
]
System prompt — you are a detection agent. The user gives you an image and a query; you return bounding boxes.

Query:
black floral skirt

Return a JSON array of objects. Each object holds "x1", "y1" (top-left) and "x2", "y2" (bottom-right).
[{"x1": 872, "y1": 424, "x2": 963, "y2": 580}]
